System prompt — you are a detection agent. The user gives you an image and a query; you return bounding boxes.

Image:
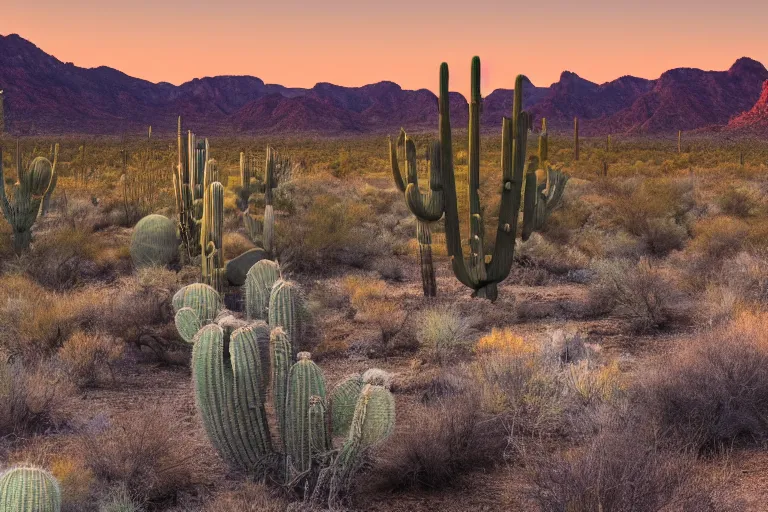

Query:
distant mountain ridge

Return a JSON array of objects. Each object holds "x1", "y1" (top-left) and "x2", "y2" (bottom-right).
[{"x1": 1, "y1": 33, "x2": 766, "y2": 136}]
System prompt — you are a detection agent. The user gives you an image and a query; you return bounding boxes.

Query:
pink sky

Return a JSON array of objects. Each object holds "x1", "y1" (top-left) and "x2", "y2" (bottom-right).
[{"x1": 3, "y1": 0, "x2": 767, "y2": 96}]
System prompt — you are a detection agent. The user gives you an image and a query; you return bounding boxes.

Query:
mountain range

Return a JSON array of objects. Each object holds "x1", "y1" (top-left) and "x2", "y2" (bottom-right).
[{"x1": 2, "y1": 33, "x2": 768, "y2": 136}]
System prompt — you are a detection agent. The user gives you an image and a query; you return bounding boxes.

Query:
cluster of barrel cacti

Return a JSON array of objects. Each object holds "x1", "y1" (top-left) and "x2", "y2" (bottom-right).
[
  {"x1": 0, "y1": 466, "x2": 61, "y2": 512},
  {"x1": 172, "y1": 274, "x2": 395, "y2": 505},
  {"x1": 0, "y1": 141, "x2": 59, "y2": 253},
  {"x1": 436, "y1": 56, "x2": 568, "y2": 301},
  {"x1": 389, "y1": 130, "x2": 443, "y2": 297}
]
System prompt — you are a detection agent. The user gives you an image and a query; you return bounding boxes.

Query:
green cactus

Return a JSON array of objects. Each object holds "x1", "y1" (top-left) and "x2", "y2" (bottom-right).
[
  {"x1": 329, "y1": 374, "x2": 364, "y2": 437},
  {"x1": 0, "y1": 466, "x2": 62, "y2": 512},
  {"x1": 129, "y1": 214, "x2": 178, "y2": 268},
  {"x1": 0, "y1": 144, "x2": 58, "y2": 253},
  {"x1": 390, "y1": 131, "x2": 443, "y2": 297},
  {"x1": 174, "y1": 307, "x2": 203, "y2": 343},
  {"x1": 439, "y1": 57, "x2": 568, "y2": 301},
  {"x1": 268, "y1": 279, "x2": 304, "y2": 353},
  {"x1": 263, "y1": 147, "x2": 277, "y2": 255},
  {"x1": 201, "y1": 168, "x2": 224, "y2": 293},
  {"x1": 172, "y1": 283, "x2": 222, "y2": 324},
  {"x1": 192, "y1": 324, "x2": 273, "y2": 470},
  {"x1": 574, "y1": 117, "x2": 580, "y2": 161},
  {"x1": 244, "y1": 259, "x2": 281, "y2": 320},
  {"x1": 285, "y1": 352, "x2": 327, "y2": 476},
  {"x1": 271, "y1": 327, "x2": 292, "y2": 449},
  {"x1": 173, "y1": 116, "x2": 209, "y2": 262},
  {"x1": 539, "y1": 118, "x2": 549, "y2": 164}
]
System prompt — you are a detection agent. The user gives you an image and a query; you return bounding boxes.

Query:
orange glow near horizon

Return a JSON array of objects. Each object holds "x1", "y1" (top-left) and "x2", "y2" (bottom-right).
[{"x1": 3, "y1": 1, "x2": 768, "y2": 97}]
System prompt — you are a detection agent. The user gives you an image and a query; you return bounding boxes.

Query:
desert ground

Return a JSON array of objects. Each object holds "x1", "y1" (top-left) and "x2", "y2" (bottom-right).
[{"x1": 2, "y1": 130, "x2": 768, "y2": 512}]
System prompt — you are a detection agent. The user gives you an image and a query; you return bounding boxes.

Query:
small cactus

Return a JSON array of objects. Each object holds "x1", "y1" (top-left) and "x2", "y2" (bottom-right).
[
  {"x1": 130, "y1": 214, "x2": 178, "y2": 268},
  {"x1": 0, "y1": 144, "x2": 58, "y2": 252},
  {"x1": 0, "y1": 466, "x2": 62, "y2": 512},
  {"x1": 172, "y1": 283, "x2": 222, "y2": 325},
  {"x1": 268, "y1": 279, "x2": 305, "y2": 353},
  {"x1": 285, "y1": 352, "x2": 327, "y2": 476}
]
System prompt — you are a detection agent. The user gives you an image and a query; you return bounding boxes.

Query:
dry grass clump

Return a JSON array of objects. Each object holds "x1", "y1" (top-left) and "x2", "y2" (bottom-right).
[
  {"x1": 58, "y1": 330, "x2": 123, "y2": 388},
  {"x1": 50, "y1": 453, "x2": 96, "y2": 512},
  {"x1": 343, "y1": 275, "x2": 406, "y2": 350},
  {"x1": 277, "y1": 192, "x2": 382, "y2": 271},
  {"x1": 81, "y1": 407, "x2": 204, "y2": 505},
  {"x1": 373, "y1": 392, "x2": 506, "y2": 491},
  {"x1": 222, "y1": 231, "x2": 256, "y2": 259},
  {"x1": 530, "y1": 431, "x2": 719, "y2": 512},
  {"x1": 634, "y1": 312, "x2": 768, "y2": 452},
  {"x1": 0, "y1": 360, "x2": 74, "y2": 438},
  {"x1": 415, "y1": 306, "x2": 475, "y2": 364},
  {"x1": 201, "y1": 482, "x2": 288, "y2": 512},
  {"x1": 589, "y1": 258, "x2": 693, "y2": 333},
  {"x1": 690, "y1": 216, "x2": 749, "y2": 261},
  {"x1": 718, "y1": 185, "x2": 759, "y2": 218},
  {"x1": 518, "y1": 233, "x2": 590, "y2": 275}
]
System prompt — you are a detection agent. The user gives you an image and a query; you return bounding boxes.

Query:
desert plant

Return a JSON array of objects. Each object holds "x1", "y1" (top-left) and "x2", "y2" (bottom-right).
[
  {"x1": 389, "y1": 131, "x2": 443, "y2": 296},
  {"x1": 58, "y1": 330, "x2": 123, "y2": 387},
  {"x1": 129, "y1": 214, "x2": 178, "y2": 268},
  {"x1": 0, "y1": 143, "x2": 59, "y2": 252},
  {"x1": 172, "y1": 116, "x2": 208, "y2": 263},
  {"x1": 573, "y1": 117, "x2": 580, "y2": 160},
  {"x1": 200, "y1": 164, "x2": 225, "y2": 293},
  {"x1": 244, "y1": 259, "x2": 281, "y2": 320},
  {"x1": 173, "y1": 284, "x2": 395, "y2": 505},
  {"x1": 439, "y1": 57, "x2": 567, "y2": 300},
  {"x1": 0, "y1": 466, "x2": 62, "y2": 512},
  {"x1": 415, "y1": 306, "x2": 474, "y2": 364}
]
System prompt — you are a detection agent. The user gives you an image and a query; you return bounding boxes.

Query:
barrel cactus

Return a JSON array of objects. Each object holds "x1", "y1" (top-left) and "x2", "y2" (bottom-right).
[
  {"x1": 130, "y1": 214, "x2": 178, "y2": 267},
  {"x1": 244, "y1": 260, "x2": 281, "y2": 320},
  {"x1": 0, "y1": 143, "x2": 59, "y2": 253},
  {"x1": 0, "y1": 466, "x2": 62, "y2": 512},
  {"x1": 172, "y1": 283, "x2": 223, "y2": 343}
]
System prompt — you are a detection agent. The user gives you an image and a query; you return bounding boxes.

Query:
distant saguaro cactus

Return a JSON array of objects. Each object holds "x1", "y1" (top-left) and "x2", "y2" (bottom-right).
[
  {"x1": 173, "y1": 116, "x2": 209, "y2": 263},
  {"x1": 389, "y1": 130, "x2": 443, "y2": 297},
  {"x1": 574, "y1": 117, "x2": 580, "y2": 161}
]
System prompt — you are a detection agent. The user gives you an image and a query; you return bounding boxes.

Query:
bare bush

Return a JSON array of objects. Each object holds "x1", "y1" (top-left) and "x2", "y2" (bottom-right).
[
  {"x1": 530, "y1": 431, "x2": 720, "y2": 512},
  {"x1": 415, "y1": 306, "x2": 475, "y2": 364},
  {"x1": 202, "y1": 482, "x2": 287, "y2": 512},
  {"x1": 82, "y1": 407, "x2": 204, "y2": 505},
  {"x1": 589, "y1": 258, "x2": 693, "y2": 332},
  {"x1": 58, "y1": 331, "x2": 123, "y2": 387},
  {"x1": 0, "y1": 360, "x2": 74, "y2": 438},
  {"x1": 634, "y1": 312, "x2": 768, "y2": 452},
  {"x1": 373, "y1": 393, "x2": 505, "y2": 491}
]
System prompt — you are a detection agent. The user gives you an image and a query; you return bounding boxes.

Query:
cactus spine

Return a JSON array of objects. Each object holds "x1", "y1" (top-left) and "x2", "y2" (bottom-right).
[
  {"x1": 440, "y1": 57, "x2": 567, "y2": 301},
  {"x1": 0, "y1": 466, "x2": 62, "y2": 512},
  {"x1": 390, "y1": 131, "x2": 443, "y2": 297},
  {"x1": 0, "y1": 144, "x2": 58, "y2": 252},
  {"x1": 574, "y1": 117, "x2": 580, "y2": 161}
]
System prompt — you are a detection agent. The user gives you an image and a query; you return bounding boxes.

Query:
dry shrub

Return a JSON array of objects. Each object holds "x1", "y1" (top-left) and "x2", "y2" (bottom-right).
[
  {"x1": 518, "y1": 233, "x2": 590, "y2": 275},
  {"x1": 639, "y1": 218, "x2": 687, "y2": 256},
  {"x1": 588, "y1": 258, "x2": 693, "y2": 333},
  {"x1": 373, "y1": 393, "x2": 506, "y2": 491},
  {"x1": 530, "y1": 431, "x2": 719, "y2": 512},
  {"x1": 51, "y1": 453, "x2": 95, "y2": 512},
  {"x1": 98, "y1": 485, "x2": 143, "y2": 512},
  {"x1": 82, "y1": 407, "x2": 204, "y2": 505},
  {"x1": 202, "y1": 482, "x2": 287, "y2": 512},
  {"x1": 690, "y1": 216, "x2": 749, "y2": 261},
  {"x1": 343, "y1": 276, "x2": 405, "y2": 350},
  {"x1": 565, "y1": 360, "x2": 624, "y2": 405},
  {"x1": 58, "y1": 331, "x2": 123, "y2": 388},
  {"x1": 635, "y1": 312, "x2": 768, "y2": 452},
  {"x1": 0, "y1": 360, "x2": 74, "y2": 438},
  {"x1": 97, "y1": 268, "x2": 181, "y2": 359},
  {"x1": 222, "y1": 231, "x2": 255, "y2": 260},
  {"x1": 718, "y1": 185, "x2": 758, "y2": 217},
  {"x1": 472, "y1": 333, "x2": 564, "y2": 436},
  {"x1": 277, "y1": 193, "x2": 381, "y2": 271},
  {"x1": 415, "y1": 306, "x2": 475, "y2": 364},
  {"x1": 23, "y1": 227, "x2": 105, "y2": 290}
]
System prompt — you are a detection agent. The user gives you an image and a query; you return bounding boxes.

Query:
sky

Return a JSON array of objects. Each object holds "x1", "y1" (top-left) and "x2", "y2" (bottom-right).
[{"x1": 2, "y1": 0, "x2": 768, "y2": 97}]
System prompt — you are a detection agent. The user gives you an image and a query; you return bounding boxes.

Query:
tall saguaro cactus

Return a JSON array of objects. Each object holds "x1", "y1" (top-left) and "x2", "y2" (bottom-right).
[
  {"x1": 440, "y1": 57, "x2": 567, "y2": 301},
  {"x1": 390, "y1": 130, "x2": 443, "y2": 297},
  {"x1": 201, "y1": 160, "x2": 224, "y2": 293},
  {"x1": 263, "y1": 146, "x2": 277, "y2": 255},
  {"x1": 0, "y1": 144, "x2": 58, "y2": 252},
  {"x1": 173, "y1": 116, "x2": 209, "y2": 262},
  {"x1": 573, "y1": 117, "x2": 580, "y2": 161}
]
